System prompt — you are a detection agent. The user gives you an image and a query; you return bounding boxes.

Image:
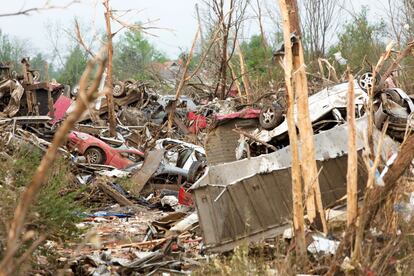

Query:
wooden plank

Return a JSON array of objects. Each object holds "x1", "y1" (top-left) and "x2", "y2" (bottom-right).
[
  {"x1": 95, "y1": 177, "x2": 134, "y2": 206},
  {"x1": 130, "y1": 149, "x2": 165, "y2": 196}
]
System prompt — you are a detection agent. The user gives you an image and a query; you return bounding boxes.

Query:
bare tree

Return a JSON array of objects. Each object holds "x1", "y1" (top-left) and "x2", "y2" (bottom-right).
[
  {"x1": 301, "y1": 0, "x2": 342, "y2": 59},
  {"x1": 103, "y1": 0, "x2": 117, "y2": 137},
  {"x1": 202, "y1": 0, "x2": 249, "y2": 99},
  {"x1": 72, "y1": 1, "x2": 156, "y2": 136},
  {"x1": 44, "y1": 21, "x2": 67, "y2": 68},
  {"x1": 384, "y1": 0, "x2": 414, "y2": 46}
]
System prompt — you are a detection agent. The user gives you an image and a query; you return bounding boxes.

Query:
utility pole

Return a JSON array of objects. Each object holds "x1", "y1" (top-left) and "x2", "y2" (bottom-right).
[{"x1": 103, "y1": 0, "x2": 117, "y2": 137}]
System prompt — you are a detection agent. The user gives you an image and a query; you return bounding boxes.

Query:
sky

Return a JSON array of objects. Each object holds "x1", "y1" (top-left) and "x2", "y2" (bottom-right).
[{"x1": 0, "y1": 0, "x2": 390, "y2": 62}]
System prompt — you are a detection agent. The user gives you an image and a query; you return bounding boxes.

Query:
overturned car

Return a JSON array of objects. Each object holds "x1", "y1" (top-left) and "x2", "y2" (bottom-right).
[
  {"x1": 192, "y1": 76, "x2": 414, "y2": 252},
  {"x1": 237, "y1": 75, "x2": 414, "y2": 158}
]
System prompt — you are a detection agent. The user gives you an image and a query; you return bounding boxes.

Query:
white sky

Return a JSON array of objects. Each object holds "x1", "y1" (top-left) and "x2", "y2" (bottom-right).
[{"x1": 0, "y1": 0, "x2": 390, "y2": 62}]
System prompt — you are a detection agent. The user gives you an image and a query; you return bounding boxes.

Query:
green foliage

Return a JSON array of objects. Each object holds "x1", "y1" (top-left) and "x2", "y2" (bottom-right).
[
  {"x1": 57, "y1": 45, "x2": 88, "y2": 88},
  {"x1": 237, "y1": 34, "x2": 283, "y2": 89},
  {"x1": 240, "y1": 35, "x2": 272, "y2": 77},
  {"x1": 35, "y1": 155, "x2": 83, "y2": 240},
  {"x1": 327, "y1": 7, "x2": 386, "y2": 71},
  {"x1": 113, "y1": 28, "x2": 167, "y2": 81},
  {"x1": 29, "y1": 53, "x2": 59, "y2": 82},
  {"x1": 0, "y1": 144, "x2": 83, "y2": 254},
  {"x1": 0, "y1": 29, "x2": 28, "y2": 73}
]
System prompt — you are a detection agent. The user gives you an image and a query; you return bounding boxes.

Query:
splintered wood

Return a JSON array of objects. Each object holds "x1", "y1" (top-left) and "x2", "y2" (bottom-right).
[
  {"x1": 278, "y1": 0, "x2": 328, "y2": 258},
  {"x1": 103, "y1": 0, "x2": 117, "y2": 137},
  {"x1": 346, "y1": 72, "x2": 357, "y2": 226},
  {"x1": 278, "y1": 0, "x2": 306, "y2": 259}
]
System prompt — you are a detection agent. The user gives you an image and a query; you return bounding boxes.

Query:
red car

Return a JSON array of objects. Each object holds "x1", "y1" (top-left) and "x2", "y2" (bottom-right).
[{"x1": 67, "y1": 131, "x2": 144, "y2": 169}]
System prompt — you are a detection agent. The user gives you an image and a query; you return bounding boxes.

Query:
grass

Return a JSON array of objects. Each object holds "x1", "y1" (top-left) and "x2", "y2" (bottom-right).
[
  {"x1": 0, "y1": 144, "x2": 85, "y2": 267},
  {"x1": 193, "y1": 244, "x2": 278, "y2": 276}
]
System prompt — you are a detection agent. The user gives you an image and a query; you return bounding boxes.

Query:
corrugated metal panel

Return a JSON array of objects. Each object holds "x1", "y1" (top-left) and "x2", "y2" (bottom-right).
[
  {"x1": 196, "y1": 154, "x2": 366, "y2": 251},
  {"x1": 192, "y1": 117, "x2": 398, "y2": 252}
]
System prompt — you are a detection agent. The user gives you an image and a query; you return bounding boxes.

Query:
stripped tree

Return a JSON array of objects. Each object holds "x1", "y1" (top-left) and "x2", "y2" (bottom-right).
[
  {"x1": 277, "y1": 0, "x2": 306, "y2": 260},
  {"x1": 0, "y1": 49, "x2": 107, "y2": 275},
  {"x1": 202, "y1": 0, "x2": 249, "y2": 100},
  {"x1": 301, "y1": 0, "x2": 342, "y2": 59},
  {"x1": 278, "y1": 0, "x2": 328, "y2": 259},
  {"x1": 103, "y1": 0, "x2": 117, "y2": 137}
]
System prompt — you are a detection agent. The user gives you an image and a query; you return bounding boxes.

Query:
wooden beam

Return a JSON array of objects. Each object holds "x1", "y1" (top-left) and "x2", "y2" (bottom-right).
[
  {"x1": 130, "y1": 149, "x2": 165, "y2": 196},
  {"x1": 96, "y1": 177, "x2": 134, "y2": 206}
]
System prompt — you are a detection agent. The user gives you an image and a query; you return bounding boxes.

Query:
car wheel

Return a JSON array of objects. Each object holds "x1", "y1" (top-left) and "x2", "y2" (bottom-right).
[
  {"x1": 71, "y1": 85, "x2": 80, "y2": 97},
  {"x1": 85, "y1": 147, "x2": 105, "y2": 164},
  {"x1": 32, "y1": 70, "x2": 41, "y2": 81},
  {"x1": 259, "y1": 104, "x2": 283, "y2": 130},
  {"x1": 358, "y1": 72, "x2": 380, "y2": 92},
  {"x1": 113, "y1": 81, "x2": 125, "y2": 97}
]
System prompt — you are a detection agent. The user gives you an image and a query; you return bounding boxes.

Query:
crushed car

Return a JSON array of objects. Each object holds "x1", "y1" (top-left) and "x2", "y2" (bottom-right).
[
  {"x1": 151, "y1": 138, "x2": 206, "y2": 183},
  {"x1": 67, "y1": 131, "x2": 144, "y2": 169}
]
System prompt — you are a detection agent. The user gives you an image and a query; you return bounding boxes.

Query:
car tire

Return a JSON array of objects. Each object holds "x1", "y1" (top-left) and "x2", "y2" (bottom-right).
[
  {"x1": 187, "y1": 161, "x2": 204, "y2": 183},
  {"x1": 383, "y1": 89, "x2": 403, "y2": 105},
  {"x1": 124, "y1": 79, "x2": 136, "y2": 86},
  {"x1": 259, "y1": 104, "x2": 284, "y2": 130},
  {"x1": 113, "y1": 81, "x2": 126, "y2": 98},
  {"x1": 85, "y1": 147, "x2": 105, "y2": 164}
]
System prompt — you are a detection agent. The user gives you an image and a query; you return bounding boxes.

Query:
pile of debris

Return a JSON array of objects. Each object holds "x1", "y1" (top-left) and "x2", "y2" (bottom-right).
[{"x1": 1, "y1": 54, "x2": 414, "y2": 275}]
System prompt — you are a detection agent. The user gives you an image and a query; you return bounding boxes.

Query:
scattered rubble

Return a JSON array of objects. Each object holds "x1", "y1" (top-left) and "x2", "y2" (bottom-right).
[{"x1": 1, "y1": 42, "x2": 414, "y2": 275}]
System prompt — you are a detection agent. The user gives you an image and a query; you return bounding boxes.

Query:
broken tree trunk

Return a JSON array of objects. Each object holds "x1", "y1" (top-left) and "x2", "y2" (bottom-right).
[
  {"x1": 346, "y1": 72, "x2": 358, "y2": 226},
  {"x1": 103, "y1": 0, "x2": 117, "y2": 137},
  {"x1": 228, "y1": 62, "x2": 244, "y2": 103},
  {"x1": 355, "y1": 134, "x2": 414, "y2": 256},
  {"x1": 354, "y1": 122, "x2": 389, "y2": 260},
  {"x1": 378, "y1": 41, "x2": 414, "y2": 89},
  {"x1": 278, "y1": 0, "x2": 306, "y2": 260},
  {"x1": 280, "y1": 0, "x2": 327, "y2": 234}
]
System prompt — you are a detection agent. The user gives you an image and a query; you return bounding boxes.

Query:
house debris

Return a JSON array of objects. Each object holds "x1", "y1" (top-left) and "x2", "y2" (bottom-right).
[{"x1": 1, "y1": 51, "x2": 414, "y2": 274}]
